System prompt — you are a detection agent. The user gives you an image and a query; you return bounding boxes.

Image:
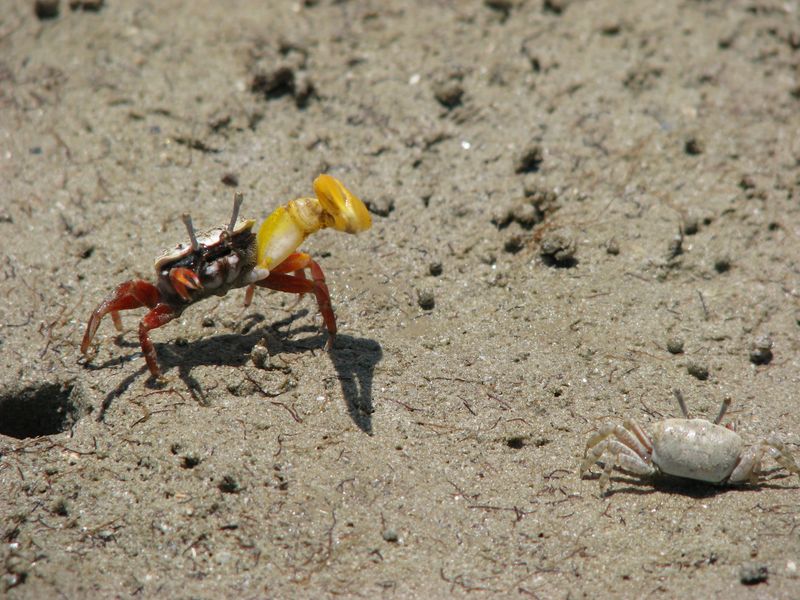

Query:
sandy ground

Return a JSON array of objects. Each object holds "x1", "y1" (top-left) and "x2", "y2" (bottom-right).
[{"x1": 2, "y1": 0, "x2": 800, "y2": 597}]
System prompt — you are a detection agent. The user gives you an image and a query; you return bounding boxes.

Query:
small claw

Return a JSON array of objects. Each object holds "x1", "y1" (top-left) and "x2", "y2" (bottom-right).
[{"x1": 169, "y1": 267, "x2": 203, "y2": 301}]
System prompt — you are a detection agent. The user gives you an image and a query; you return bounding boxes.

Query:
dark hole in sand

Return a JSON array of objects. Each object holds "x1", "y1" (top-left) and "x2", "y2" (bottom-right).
[{"x1": 0, "y1": 382, "x2": 81, "y2": 439}]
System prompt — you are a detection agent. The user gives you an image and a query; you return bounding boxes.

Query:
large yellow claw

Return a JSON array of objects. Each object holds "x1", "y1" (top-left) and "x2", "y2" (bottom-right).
[
  {"x1": 314, "y1": 174, "x2": 372, "y2": 234},
  {"x1": 256, "y1": 175, "x2": 371, "y2": 270}
]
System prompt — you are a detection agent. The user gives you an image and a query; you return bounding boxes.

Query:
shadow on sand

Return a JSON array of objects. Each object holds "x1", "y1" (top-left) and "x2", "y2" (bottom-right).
[{"x1": 91, "y1": 310, "x2": 382, "y2": 432}]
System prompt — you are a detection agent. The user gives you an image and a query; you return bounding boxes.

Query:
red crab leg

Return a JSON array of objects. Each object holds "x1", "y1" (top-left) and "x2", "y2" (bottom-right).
[
  {"x1": 81, "y1": 280, "x2": 161, "y2": 355},
  {"x1": 138, "y1": 304, "x2": 180, "y2": 378},
  {"x1": 243, "y1": 253, "x2": 310, "y2": 307},
  {"x1": 250, "y1": 252, "x2": 337, "y2": 346}
]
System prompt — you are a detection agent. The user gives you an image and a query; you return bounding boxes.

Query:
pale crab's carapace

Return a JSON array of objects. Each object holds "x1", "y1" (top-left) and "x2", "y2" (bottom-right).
[{"x1": 81, "y1": 175, "x2": 372, "y2": 379}]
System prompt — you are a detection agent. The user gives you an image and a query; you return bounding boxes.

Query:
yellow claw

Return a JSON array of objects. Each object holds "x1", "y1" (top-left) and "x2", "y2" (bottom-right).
[
  {"x1": 256, "y1": 175, "x2": 372, "y2": 269},
  {"x1": 313, "y1": 174, "x2": 372, "y2": 234}
]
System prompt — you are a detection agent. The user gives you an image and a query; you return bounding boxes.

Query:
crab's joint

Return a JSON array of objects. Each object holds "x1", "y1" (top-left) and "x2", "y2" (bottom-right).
[
  {"x1": 182, "y1": 213, "x2": 200, "y2": 251},
  {"x1": 256, "y1": 175, "x2": 372, "y2": 270},
  {"x1": 244, "y1": 267, "x2": 270, "y2": 285}
]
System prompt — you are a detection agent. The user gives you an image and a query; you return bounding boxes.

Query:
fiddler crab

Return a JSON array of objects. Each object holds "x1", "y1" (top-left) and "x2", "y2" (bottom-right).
[
  {"x1": 81, "y1": 175, "x2": 372, "y2": 379},
  {"x1": 581, "y1": 390, "x2": 799, "y2": 494}
]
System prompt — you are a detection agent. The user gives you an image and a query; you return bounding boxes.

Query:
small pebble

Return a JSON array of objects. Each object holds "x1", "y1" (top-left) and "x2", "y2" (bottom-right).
[
  {"x1": 201, "y1": 316, "x2": 215, "y2": 327},
  {"x1": 684, "y1": 136, "x2": 704, "y2": 155},
  {"x1": 433, "y1": 81, "x2": 464, "y2": 109},
  {"x1": 682, "y1": 215, "x2": 700, "y2": 235},
  {"x1": 382, "y1": 529, "x2": 399, "y2": 543},
  {"x1": 543, "y1": 0, "x2": 568, "y2": 14},
  {"x1": 221, "y1": 173, "x2": 239, "y2": 187},
  {"x1": 428, "y1": 261, "x2": 443, "y2": 277},
  {"x1": 666, "y1": 338, "x2": 684, "y2": 354},
  {"x1": 511, "y1": 202, "x2": 542, "y2": 229},
  {"x1": 35, "y1": 0, "x2": 60, "y2": 19},
  {"x1": 50, "y1": 498, "x2": 69, "y2": 516},
  {"x1": 417, "y1": 289, "x2": 435, "y2": 310},
  {"x1": 69, "y1": 0, "x2": 103, "y2": 10},
  {"x1": 365, "y1": 195, "x2": 394, "y2": 217},
  {"x1": 514, "y1": 143, "x2": 544, "y2": 174},
  {"x1": 251, "y1": 66, "x2": 295, "y2": 99},
  {"x1": 605, "y1": 238, "x2": 620, "y2": 255},
  {"x1": 749, "y1": 335, "x2": 773, "y2": 365},
  {"x1": 687, "y1": 361, "x2": 709, "y2": 380},
  {"x1": 539, "y1": 231, "x2": 576, "y2": 265},
  {"x1": 667, "y1": 233, "x2": 683, "y2": 259},
  {"x1": 714, "y1": 256, "x2": 731, "y2": 273},
  {"x1": 740, "y1": 563, "x2": 768, "y2": 585},
  {"x1": 218, "y1": 475, "x2": 241, "y2": 494},
  {"x1": 739, "y1": 174, "x2": 756, "y2": 190},
  {"x1": 96, "y1": 529, "x2": 115, "y2": 541},
  {"x1": 504, "y1": 234, "x2": 524, "y2": 254},
  {"x1": 251, "y1": 344, "x2": 271, "y2": 369},
  {"x1": 484, "y1": 0, "x2": 513, "y2": 14},
  {"x1": 293, "y1": 72, "x2": 315, "y2": 107}
]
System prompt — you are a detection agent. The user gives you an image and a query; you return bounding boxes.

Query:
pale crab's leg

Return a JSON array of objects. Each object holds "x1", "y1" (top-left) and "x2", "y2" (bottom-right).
[
  {"x1": 583, "y1": 423, "x2": 617, "y2": 457},
  {"x1": 255, "y1": 175, "x2": 372, "y2": 271},
  {"x1": 584, "y1": 439, "x2": 655, "y2": 493},
  {"x1": 728, "y1": 437, "x2": 800, "y2": 484},
  {"x1": 763, "y1": 437, "x2": 800, "y2": 479},
  {"x1": 624, "y1": 419, "x2": 653, "y2": 455},
  {"x1": 251, "y1": 252, "x2": 337, "y2": 347},
  {"x1": 580, "y1": 423, "x2": 646, "y2": 475},
  {"x1": 585, "y1": 423, "x2": 650, "y2": 461},
  {"x1": 81, "y1": 280, "x2": 161, "y2": 357},
  {"x1": 138, "y1": 304, "x2": 181, "y2": 378},
  {"x1": 727, "y1": 444, "x2": 766, "y2": 484}
]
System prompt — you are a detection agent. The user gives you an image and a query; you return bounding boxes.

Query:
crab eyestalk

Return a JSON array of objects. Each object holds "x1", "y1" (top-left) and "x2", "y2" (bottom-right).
[
  {"x1": 228, "y1": 192, "x2": 244, "y2": 233},
  {"x1": 182, "y1": 213, "x2": 200, "y2": 251},
  {"x1": 256, "y1": 175, "x2": 372, "y2": 270}
]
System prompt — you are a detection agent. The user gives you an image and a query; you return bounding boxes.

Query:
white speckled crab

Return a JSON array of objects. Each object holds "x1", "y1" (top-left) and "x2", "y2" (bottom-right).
[
  {"x1": 81, "y1": 175, "x2": 371, "y2": 379},
  {"x1": 581, "y1": 390, "x2": 799, "y2": 493}
]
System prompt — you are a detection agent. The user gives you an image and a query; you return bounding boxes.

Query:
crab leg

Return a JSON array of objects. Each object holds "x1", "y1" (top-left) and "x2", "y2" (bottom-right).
[
  {"x1": 248, "y1": 252, "x2": 337, "y2": 347},
  {"x1": 81, "y1": 280, "x2": 161, "y2": 356},
  {"x1": 728, "y1": 437, "x2": 800, "y2": 484},
  {"x1": 138, "y1": 304, "x2": 181, "y2": 378}
]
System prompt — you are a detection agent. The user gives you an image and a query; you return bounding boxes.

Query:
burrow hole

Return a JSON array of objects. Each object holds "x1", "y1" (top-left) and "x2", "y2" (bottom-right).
[{"x1": 0, "y1": 382, "x2": 83, "y2": 439}]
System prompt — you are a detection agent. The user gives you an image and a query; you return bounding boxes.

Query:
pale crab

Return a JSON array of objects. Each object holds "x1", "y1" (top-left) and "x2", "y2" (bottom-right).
[
  {"x1": 81, "y1": 175, "x2": 372, "y2": 379},
  {"x1": 581, "y1": 390, "x2": 799, "y2": 493}
]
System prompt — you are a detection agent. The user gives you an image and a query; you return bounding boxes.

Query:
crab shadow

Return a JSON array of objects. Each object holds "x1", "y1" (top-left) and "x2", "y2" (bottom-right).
[
  {"x1": 583, "y1": 469, "x2": 799, "y2": 499},
  {"x1": 94, "y1": 310, "x2": 382, "y2": 432},
  {"x1": 326, "y1": 334, "x2": 383, "y2": 435}
]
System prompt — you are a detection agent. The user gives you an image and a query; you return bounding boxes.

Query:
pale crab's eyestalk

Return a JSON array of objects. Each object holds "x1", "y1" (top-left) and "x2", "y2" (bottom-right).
[
  {"x1": 715, "y1": 397, "x2": 732, "y2": 425},
  {"x1": 674, "y1": 389, "x2": 689, "y2": 418},
  {"x1": 182, "y1": 213, "x2": 200, "y2": 251},
  {"x1": 256, "y1": 175, "x2": 372, "y2": 270},
  {"x1": 228, "y1": 192, "x2": 244, "y2": 234}
]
